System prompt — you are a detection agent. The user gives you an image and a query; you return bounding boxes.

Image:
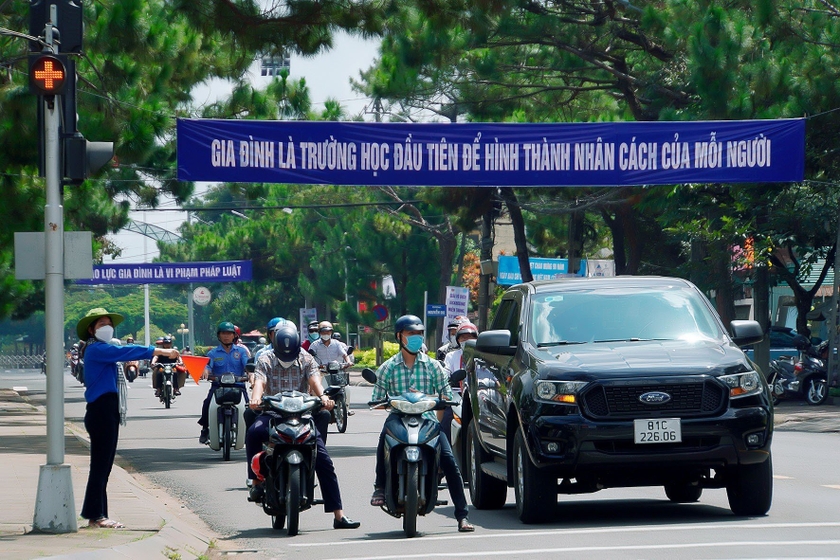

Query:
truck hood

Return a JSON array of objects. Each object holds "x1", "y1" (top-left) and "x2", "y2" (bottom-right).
[{"x1": 538, "y1": 338, "x2": 751, "y2": 377}]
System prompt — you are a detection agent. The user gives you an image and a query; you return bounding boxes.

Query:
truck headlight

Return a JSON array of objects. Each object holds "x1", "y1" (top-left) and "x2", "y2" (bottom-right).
[
  {"x1": 534, "y1": 380, "x2": 588, "y2": 404},
  {"x1": 719, "y1": 371, "x2": 762, "y2": 399}
]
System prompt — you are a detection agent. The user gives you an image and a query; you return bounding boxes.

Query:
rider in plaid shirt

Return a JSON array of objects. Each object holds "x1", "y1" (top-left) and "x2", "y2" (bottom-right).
[{"x1": 369, "y1": 314, "x2": 474, "y2": 532}]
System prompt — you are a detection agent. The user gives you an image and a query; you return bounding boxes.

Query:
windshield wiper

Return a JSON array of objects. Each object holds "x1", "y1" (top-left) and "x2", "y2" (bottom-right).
[
  {"x1": 592, "y1": 338, "x2": 670, "y2": 343},
  {"x1": 536, "y1": 341, "x2": 586, "y2": 347}
]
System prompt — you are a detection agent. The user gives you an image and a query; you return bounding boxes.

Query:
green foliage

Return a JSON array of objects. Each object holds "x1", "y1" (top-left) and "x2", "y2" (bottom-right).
[{"x1": 354, "y1": 341, "x2": 400, "y2": 367}]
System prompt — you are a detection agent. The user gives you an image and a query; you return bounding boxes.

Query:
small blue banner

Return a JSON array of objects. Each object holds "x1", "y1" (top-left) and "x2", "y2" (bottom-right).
[
  {"x1": 427, "y1": 304, "x2": 447, "y2": 317},
  {"x1": 177, "y1": 118, "x2": 804, "y2": 186},
  {"x1": 75, "y1": 261, "x2": 252, "y2": 285},
  {"x1": 497, "y1": 256, "x2": 586, "y2": 286}
]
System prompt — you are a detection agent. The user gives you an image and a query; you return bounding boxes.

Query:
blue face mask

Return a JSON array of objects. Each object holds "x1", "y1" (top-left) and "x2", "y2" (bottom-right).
[
  {"x1": 308, "y1": 332, "x2": 319, "y2": 342},
  {"x1": 405, "y1": 334, "x2": 424, "y2": 354}
]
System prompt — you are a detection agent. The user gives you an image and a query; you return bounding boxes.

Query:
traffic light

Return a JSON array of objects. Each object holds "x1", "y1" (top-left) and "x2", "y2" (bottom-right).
[
  {"x1": 29, "y1": 53, "x2": 68, "y2": 96},
  {"x1": 64, "y1": 133, "x2": 115, "y2": 181}
]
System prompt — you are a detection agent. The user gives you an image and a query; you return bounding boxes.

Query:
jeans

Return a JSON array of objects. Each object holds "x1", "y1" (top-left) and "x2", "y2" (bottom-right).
[{"x1": 374, "y1": 418, "x2": 469, "y2": 521}]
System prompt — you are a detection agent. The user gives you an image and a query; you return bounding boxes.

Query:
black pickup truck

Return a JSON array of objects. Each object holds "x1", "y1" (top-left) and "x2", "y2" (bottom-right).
[{"x1": 461, "y1": 276, "x2": 773, "y2": 523}]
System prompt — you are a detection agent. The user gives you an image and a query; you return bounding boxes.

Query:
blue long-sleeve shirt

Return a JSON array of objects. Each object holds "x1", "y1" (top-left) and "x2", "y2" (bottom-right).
[{"x1": 83, "y1": 342, "x2": 155, "y2": 403}]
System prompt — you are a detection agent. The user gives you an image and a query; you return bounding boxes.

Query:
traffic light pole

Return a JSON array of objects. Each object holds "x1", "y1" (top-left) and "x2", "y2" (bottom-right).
[{"x1": 33, "y1": 14, "x2": 77, "y2": 533}]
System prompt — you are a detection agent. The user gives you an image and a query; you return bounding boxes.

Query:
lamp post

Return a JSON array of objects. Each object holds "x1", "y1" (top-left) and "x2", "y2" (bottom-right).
[{"x1": 177, "y1": 323, "x2": 189, "y2": 349}]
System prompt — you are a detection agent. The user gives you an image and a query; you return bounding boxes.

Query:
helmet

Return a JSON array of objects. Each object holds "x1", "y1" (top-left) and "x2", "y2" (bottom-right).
[
  {"x1": 72, "y1": 342, "x2": 79, "y2": 349},
  {"x1": 155, "y1": 336, "x2": 164, "y2": 345},
  {"x1": 258, "y1": 336, "x2": 267, "y2": 345},
  {"x1": 266, "y1": 316, "x2": 284, "y2": 330},
  {"x1": 217, "y1": 321, "x2": 236, "y2": 334},
  {"x1": 318, "y1": 321, "x2": 333, "y2": 333},
  {"x1": 395, "y1": 314, "x2": 424, "y2": 335},
  {"x1": 307, "y1": 320, "x2": 319, "y2": 332},
  {"x1": 447, "y1": 315, "x2": 468, "y2": 329},
  {"x1": 126, "y1": 336, "x2": 134, "y2": 343},
  {"x1": 162, "y1": 336, "x2": 173, "y2": 344},
  {"x1": 332, "y1": 332, "x2": 342, "y2": 341},
  {"x1": 234, "y1": 325, "x2": 242, "y2": 337},
  {"x1": 455, "y1": 322, "x2": 478, "y2": 345},
  {"x1": 272, "y1": 324, "x2": 301, "y2": 361}
]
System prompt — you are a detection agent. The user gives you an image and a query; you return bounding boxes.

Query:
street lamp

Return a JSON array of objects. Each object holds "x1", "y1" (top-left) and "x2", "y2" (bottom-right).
[{"x1": 177, "y1": 323, "x2": 189, "y2": 349}]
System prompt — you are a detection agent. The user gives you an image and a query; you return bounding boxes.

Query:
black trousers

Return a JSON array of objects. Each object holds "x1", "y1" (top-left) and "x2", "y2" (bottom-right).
[{"x1": 81, "y1": 393, "x2": 120, "y2": 521}]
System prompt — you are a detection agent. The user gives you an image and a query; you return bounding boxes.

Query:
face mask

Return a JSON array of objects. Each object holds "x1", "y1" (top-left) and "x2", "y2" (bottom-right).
[
  {"x1": 404, "y1": 334, "x2": 424, "y2": 354},
  {"x1": 95, "y1": 325, "x2": 114, "y2": 342},
  {"x1": 449, "y1": 334, "x2": 457, "y2": 346},
  {"x1": 278, "y1": 358, "x2": 295, "y2": 368},
  {"x1": 308, "y1": 332, "x2": 319, "y2": 342},
  {"x1": 321, "y1": 334, "x2": 332, "y2": 342}
]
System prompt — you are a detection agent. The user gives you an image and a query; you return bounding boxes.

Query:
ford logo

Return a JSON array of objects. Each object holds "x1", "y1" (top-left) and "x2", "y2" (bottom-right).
[{"x1": 639, "y1": 391, "x2": 671, "y2": 404}]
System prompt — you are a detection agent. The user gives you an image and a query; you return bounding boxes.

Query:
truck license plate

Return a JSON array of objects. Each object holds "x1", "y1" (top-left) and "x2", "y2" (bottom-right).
[{"x1": 634, "y1": 418, "x2": 682, "y2": 444}]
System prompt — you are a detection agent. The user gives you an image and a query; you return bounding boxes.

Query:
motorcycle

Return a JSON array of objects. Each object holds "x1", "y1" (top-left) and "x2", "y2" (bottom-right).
[
  {"x1": 124, "y1": 361, "x2": 139, "y2": 383},
  {"x1": 767, "y1": 335, "x2": 829, "y2": 406},
  {"x1": 207, "y1": 373, "x2": 248, "y2": 461},
  {"x1": 323, "y1": 360, "x2": 350, "y2": 434},
  {"x1": 70, "y1": 350, "x2": 83, "y2": 384},
  {"x1": 249, "y1": 388, "x2": 339, "y2": 536},
  {"x1": 361, "y1": 367, "x2": 464, "y2": 538},
  {"x1": 154, "y1": 363, "x2": 185, "y2": 409}
]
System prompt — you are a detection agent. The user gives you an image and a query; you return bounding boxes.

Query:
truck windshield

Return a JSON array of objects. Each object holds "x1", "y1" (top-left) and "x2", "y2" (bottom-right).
[{"x1": 530, "y1": 286, "x2": 724, "y2": 346}]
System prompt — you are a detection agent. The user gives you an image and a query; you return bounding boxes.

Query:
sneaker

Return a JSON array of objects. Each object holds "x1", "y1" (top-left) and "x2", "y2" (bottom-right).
[
  {"x1": 248, "y1": 484, "x2": 265, "y2": 503},
  {"x1": 199, "y1": 429, "x2": 209, "y2": 445}
]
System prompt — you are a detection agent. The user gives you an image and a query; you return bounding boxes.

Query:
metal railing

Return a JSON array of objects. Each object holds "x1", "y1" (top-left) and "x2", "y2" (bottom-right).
[{"x1": 0, "y1": 354, "x2": 47, "y2": 369}]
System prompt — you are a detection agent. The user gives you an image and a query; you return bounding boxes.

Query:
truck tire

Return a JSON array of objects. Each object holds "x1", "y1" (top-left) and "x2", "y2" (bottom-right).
[
  {"x1": 726, "y1": 455, "x2": 773, "y2": 516},
  {"x1": 513, "y1": 426, "x2": 555, "y2": 523},
  {"x1": 467, "y1": 422, "x2": 507, "y2": 509}
]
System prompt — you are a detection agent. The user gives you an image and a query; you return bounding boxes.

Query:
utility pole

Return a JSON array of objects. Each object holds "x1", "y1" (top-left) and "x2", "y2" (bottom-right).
[{"x1": 32, "y1": 5, "x2": 75, "y2": 533}]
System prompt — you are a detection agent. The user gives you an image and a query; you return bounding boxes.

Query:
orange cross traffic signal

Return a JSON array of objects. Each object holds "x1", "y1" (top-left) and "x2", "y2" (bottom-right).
[{"x1": 29, "y1": 54, "x2": 67, "y2": 96}]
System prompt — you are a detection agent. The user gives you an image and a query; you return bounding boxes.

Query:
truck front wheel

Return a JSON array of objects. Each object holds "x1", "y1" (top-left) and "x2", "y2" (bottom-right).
[{"x1": 513, "y1": 426, "x2": 556, "y2": 523}]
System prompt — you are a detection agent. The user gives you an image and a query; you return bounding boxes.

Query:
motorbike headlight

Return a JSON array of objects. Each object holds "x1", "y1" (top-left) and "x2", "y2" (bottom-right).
[
  {"x1": 220, "y1": 373, "x2": 236, "y2": 384},
  {"x1": 720, "y1": 371, "x2": 762, "y2": 399},
  {"x1": 278, "y1": 396, "x2": 308, "y2": 413},
  {"x1": 534, "y1": 380, "x2": 588, "y2": 404},
  {"x1": 390, "y1": 398, "x2": 436, "y2": 415}
]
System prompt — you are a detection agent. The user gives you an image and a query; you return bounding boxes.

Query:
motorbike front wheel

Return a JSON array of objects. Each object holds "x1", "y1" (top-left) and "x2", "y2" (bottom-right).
[
  {"x1": 163, "y1": 384, "x2": 171, "y2": 409},
  {"x1": 334, "y1": 400, "x2": 348, "y2": 433},
  {"x1": 222, "y1": 416, "x2": 232, "y2": 461},
  {"x1": 286, "y1": 463, "x2": 302, "y2": 536},
  {"x1": 403, "y1": 462, "x2": 419, "y2": 538},
  {"x1": 804, "y1": 376, "x2": 829, "y2": 405}
]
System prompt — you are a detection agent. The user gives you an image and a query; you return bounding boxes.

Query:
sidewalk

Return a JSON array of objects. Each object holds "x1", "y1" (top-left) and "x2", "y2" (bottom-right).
[{"x1": 0, "y1": 388, "x2": 219, "y2": 560}]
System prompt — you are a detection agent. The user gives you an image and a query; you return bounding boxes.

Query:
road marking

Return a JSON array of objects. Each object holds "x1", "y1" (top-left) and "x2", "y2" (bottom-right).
[
  {"x1": 297, "y1": 521, "x2": 840, "y2": 548},
  {"x1": 325, "y1": 540, "x2": 840, "y2": 559},
  {"x1": 773, "y1": 474, "x2": 794, "y2": 479},
  {"x1": 824, "y1": 485, "x2": 840, "y2": 490},
  {"x1": 12, "y1": 386, "x2": 27, "y2": 392}
]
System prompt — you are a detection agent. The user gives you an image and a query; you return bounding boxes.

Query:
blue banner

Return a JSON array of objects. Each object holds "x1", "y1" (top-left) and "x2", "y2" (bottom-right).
[
  {"x1": 497, "y1": 256, "x2": 586, "y2": 285},
  {"x1": 75, "y1": 261, "x2": 252, "y2": 285},
  {"x1": 177, "y1": 118, "x2": 804, "y2": 186}
]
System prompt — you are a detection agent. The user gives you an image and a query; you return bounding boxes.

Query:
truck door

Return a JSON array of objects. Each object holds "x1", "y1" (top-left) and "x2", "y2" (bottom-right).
[{"x1": 476, "y1": 295, "x2": 521, "y2": 454}]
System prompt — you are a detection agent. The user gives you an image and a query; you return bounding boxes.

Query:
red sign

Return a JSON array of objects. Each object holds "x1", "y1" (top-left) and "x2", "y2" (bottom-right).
[{"x1": 30, "y1": 55, "x2": 67, "y2": 96}]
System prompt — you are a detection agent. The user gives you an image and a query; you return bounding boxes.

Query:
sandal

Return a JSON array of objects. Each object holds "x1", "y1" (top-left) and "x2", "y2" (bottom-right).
[
  {"x1": 458, "y1": 518, "x2": 475, "y2": 533},
  {"x1": 370, "y1": 488, "x2": 385, "y2": 507},
  {"x1": 89, "y1": 517, "x2": 125, "y2": 529}
]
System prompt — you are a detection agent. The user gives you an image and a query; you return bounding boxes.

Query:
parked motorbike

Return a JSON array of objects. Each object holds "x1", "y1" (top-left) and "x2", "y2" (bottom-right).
[
  {"x1": 323, "y1": 360, "x2": 350, "y2": 433},
  {"x1": 207, "y1": 373, "x2": 248, "y2": 461},
  {"x1": 248, "y1": 388, "x2": 338, "y2": 536},
  {"x1": 154, "y1": 363, "x2": 185, "y2": 409},
  {"x1": 361, "y1": 367, "x2": 463, "y2": 538},
  {"x1": 767, "y1": 335, "x2": 829, "y2": 406}
]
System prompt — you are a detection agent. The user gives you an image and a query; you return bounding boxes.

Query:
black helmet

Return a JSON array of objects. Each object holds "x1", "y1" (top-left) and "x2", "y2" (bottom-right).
[
  {"x1": 395, "y1": 314, "x2": 424, "y2": 335},
  {"x1": 273, "y1": 324, "x2": 301, "y2": 361}
]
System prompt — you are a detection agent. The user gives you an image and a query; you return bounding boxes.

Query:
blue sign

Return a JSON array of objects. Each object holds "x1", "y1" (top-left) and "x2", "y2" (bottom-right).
[
  {"x1": 75, "y1": 261, "x2": 252, "y2": 285},
  {"x1": 177, "y1": 118, "x2": 804, "y2": 186},
  {"x1": 427, "y1": 304, "x2": 447, "y2": 317},
  {"x1": 497, "y1": 256, "x2": 586, "y2": 286}
]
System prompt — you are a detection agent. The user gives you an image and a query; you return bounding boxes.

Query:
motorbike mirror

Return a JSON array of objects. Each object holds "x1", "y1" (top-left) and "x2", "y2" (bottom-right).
[
  {"x1": 792, "y1": 334, "x2": 811, "y2": 351},
  {"x1": 449, "y1": 368, "x2": 467, "y2": 385},
  {"x1": 361, "y1": 368, "x2": 377, "y2": 384},
  {"x1": 347, "y1": 346, "x2": 355, "y2": 355}
]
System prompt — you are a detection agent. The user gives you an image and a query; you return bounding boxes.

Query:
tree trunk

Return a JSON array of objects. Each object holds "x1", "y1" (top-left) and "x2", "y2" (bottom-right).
[{"x1": 499, "y1": 187, "x2": 532, "y2": 282}]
